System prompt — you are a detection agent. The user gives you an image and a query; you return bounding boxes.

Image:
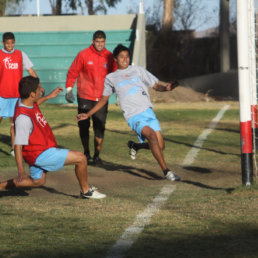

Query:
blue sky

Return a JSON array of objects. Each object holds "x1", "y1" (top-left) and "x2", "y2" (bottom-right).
[{"x1": 17, "y1": 0, "x2": 239, "y2": 31}]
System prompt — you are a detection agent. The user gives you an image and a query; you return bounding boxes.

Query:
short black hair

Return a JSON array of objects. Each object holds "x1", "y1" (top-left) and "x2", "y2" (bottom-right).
[
  {"x1": 19, "y1": 76, "x2": 40, "y2": 99},
  {"x1": 113, "y1": 44, "x2": 130, "y2": 59},
  {"x1": 2, "y1": 32, "x2": 15, "y2": 42},
  {"x1": 93, "y1": 30, "x2": 106, "y2": 40}
]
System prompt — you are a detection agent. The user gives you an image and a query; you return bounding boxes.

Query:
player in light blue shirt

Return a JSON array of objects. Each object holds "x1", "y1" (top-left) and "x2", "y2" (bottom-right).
[{"x1": 76, "y1": 44, "x2": 180, "y2": 181}]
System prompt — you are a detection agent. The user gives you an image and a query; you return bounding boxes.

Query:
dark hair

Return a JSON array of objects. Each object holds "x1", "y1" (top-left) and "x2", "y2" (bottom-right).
[
  {"x1": 19, "y1": 76, "x2": 40, "y2": 99},
  {"x1": 2, "y1": 32, "x2": 15, "y2": 42},
  {"x1": 93, "y1": 30, "x2": 106, "y2": 40},
  {"x1": 113, "y1": 44, "x2": 130, "y2": 58}
]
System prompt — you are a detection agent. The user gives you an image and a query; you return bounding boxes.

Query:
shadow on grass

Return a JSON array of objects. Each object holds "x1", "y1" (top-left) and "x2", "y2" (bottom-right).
[
  {"x1": 39, "y1": 186, "x2": 79, "y2": 199},
  {"x1": 183, "y1": 166, "x2": 212, "y2": 174},
  {"x1": 0, "y1": 134, "x2": 11, "y2": 147},
  {"x1": 164, "y1": 137, "x2": 240, "y2": 157},
  {"x1": 3, "y1": 223, "x2": 258, "y2": 258},
  {"x1": 89, "y1": 159, "x2": 164, "y2": 180},
  {"x1": 181, "y1": 179, "x2": 234, "y2": 193},
  {"x1": 51, "y1": 123, "x2": 74, "y2": 131},
  {"x1": 0, "y1": 186, "x2": 78, "y2": 199},
  {"x1": 0, "y1": 148, "x2": 10, "y2": 156}
]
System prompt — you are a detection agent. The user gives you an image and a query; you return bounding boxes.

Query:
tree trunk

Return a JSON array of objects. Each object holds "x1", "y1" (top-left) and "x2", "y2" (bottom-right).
[
  {"x1": 220, "y1": 0, "x2": 230, "y2": 72},
  {"x1": 0, "y1": 0, "x2": 6, "y2": 16},
  {"x1": 86, "y1": 0, "x2": 94, "y2": 15},
  {"x1": 49, "y1": 0, "x2": 62, "y2": 15},
  {"x1": 162, "y1": 0, "x2": 174, "y2": 31}
]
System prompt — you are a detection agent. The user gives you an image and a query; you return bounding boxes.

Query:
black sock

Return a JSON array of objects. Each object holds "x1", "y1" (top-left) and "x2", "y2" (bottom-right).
[{"x1": 163, "y1": 168, "x2": 170, "y2": 175}]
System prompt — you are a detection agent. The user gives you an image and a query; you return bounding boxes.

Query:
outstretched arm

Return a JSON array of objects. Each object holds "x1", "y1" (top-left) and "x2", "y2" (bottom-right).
[
  {"x1": 76, "y1": 96, "x2": 110, "y2": 121},
  {"x1": 153, "y1": 80, "x2": 179, "y2": 92},
  {"x1": 37, "y1": 87, "x2": 63, "y2": 105}
]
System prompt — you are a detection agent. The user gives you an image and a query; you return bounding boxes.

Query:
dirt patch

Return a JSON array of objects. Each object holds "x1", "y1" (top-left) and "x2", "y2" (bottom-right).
[{"x1": 149, "y1": 86, "x2": 214, "y2": 103}]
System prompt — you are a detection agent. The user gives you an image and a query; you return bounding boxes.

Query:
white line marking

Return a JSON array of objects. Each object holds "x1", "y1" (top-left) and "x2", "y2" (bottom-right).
[
  {"x1": 182, "y1": 104, "x2": 230, "y2": 167},
  {"x1": 105, "y1": 185, "x2": 176, "y2": 258},
  {"x1": 106, "y1": 104, "x2": 230, "y2": 258}
]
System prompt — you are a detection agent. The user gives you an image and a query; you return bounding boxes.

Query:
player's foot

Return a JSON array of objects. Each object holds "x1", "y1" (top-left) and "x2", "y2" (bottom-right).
[
  {"x1": 127, "y1": 140, "x2": 137, "y2": 160},
  {"x1": 80, "y1": 189, "x2": 106, "y2": 199},
  {"x1": 84, "y1": 152, "x2": 91, "y2": 161},
  {"x1": 89, "y1": 184, "x2": 98, "y2": 191},
  {"x1": 93, "y1": 155, "x2": 102, "y2": 165},
  {"x1": 165, "y1": 171, "x2": 180, "y2": 181},
  {"x1": 10, "y1": 149, "x2": 15, "y2": 157}
]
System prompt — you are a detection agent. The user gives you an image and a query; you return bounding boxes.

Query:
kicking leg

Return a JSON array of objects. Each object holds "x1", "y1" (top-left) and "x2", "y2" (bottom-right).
[{"x1": 64, "y1": 150, "x2": 106, "y2": 199}]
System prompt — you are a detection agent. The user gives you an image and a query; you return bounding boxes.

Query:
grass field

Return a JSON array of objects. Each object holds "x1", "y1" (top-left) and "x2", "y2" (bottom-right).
[{"x1": 0, "y1": 101, "x2": 257, "y2": 258}]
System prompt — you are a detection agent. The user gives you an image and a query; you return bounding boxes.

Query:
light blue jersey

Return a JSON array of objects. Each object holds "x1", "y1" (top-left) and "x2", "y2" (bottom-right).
[{"x1": 103, "y1": 65, "x2": 158, "y2": 121}]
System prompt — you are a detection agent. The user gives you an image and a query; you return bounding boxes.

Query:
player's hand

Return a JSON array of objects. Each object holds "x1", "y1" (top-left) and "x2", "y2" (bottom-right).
[
  {"x1": 65, "y1": 91, "x2": 75, "y2": 103},
  {"x1": 16, "y1": 173, "x2": 29, "y2": 183},
  {"x1": 48, "y1": 87, "x2": 63, "y2": 99},
  {"x1": 166, "y1": 80, "x2": 179, "y2": 91},
  {"x1": 75, "y1": 113, "x2": 89, "y2": 122}
]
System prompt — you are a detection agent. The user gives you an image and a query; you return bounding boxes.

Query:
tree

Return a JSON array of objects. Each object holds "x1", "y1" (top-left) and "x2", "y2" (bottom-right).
[
  {"x1": 68, "y1": 0, "x2": 121, "y2": 15},
  {"x1": 0, "y1": 0, "x2": 25, "y2": 16},
  {"x1": 161, "y1": 0, "x2": 174, "y2": 31},
  {"x1": 219, "y1": 0, "x2": 230, "y2": 72},
  {"x1": 49, "y1": 0, "x2": 62, "y2": 15},
  {"x1": 173, "y1": 0, "x2": 209, "y2": 31}
]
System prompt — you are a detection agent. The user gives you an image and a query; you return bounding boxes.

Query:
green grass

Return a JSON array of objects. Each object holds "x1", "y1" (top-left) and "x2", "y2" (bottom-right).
[{"x1": 0, "y1": 101, "x2": 258, "y2": 258}]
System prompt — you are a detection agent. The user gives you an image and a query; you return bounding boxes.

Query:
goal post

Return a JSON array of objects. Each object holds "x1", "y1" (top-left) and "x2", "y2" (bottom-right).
[{"x1": 237, "y1": 0, "x2": 253, "y2": 185}]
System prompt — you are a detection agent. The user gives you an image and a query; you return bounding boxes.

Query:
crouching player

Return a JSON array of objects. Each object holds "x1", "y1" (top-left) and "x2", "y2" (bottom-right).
[{"x1": 0, "y1": 76, "x2": 106, "y2": 199}]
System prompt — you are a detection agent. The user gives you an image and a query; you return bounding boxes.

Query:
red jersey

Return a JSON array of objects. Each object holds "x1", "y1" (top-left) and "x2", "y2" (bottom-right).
[
  {"x1": 0, "y1": 49, "x2": 23, "y2": 98},
  {"x1": 65, "y1": 45, "x2": 117, "y2": 101},
  {"x1": 14, "y1": 102, "x2": 57, "y2": 166}
]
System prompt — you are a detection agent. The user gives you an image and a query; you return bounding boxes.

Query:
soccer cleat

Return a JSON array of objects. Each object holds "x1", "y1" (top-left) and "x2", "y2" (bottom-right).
[
  {"x1": 89, "y1": 184, "x2": 98, "y2": 191},
  {"x1": 10, "y1": 149, "x2": 15, "y2": 157},
  {"x1": 165, "y1": 171, "x2": 180, "y2": 181},
  {"x1": 80, "y1": 189, "x2": 106, "y2": 199},
  {"x1": 127, "y1": 140, "x2": 137, "y2": 160},
  {"x1": 93, "y1": 155, "x2": 102, "y2": 165}
]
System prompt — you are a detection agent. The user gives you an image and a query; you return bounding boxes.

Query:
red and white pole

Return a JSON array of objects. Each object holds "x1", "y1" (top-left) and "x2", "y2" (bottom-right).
[
  {"x1": 237, "y1": 0, "x2": 253, "y2": 185},
  {"x1": 248, "y1": 0, "x2": 258, "y2": 149}
]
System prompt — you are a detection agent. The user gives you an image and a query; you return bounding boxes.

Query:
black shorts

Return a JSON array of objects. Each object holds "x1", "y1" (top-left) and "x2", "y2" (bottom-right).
[{"x1": 77, "y1": 98, "x2": 108, "y2": 138}]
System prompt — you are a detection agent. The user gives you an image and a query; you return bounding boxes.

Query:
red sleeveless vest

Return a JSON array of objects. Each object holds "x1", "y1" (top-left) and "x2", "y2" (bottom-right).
[
  {"x1": 14, "y1": 102, "x2": 57, "y2": 166},
  {"x1": 0, "y1": 49, "x2": 23, "y2": 98}
]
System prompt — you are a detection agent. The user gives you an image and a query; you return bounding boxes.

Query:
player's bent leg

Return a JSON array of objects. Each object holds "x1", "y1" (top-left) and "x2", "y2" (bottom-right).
[
  {"x1": 155, "y1": 131, "x2": 165, "y2": 150},
  {"x1": 64, "y1": 150, "x2": 106, "y2": 199},
  {"x1": 141, "y1": 126, "x2": 167, "y2": 171},
  {"x1": 0, "y1": 172, "x2": 46, "y2": 190}
]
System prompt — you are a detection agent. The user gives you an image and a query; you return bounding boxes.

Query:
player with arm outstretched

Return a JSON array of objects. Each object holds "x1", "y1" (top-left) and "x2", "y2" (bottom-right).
[
  {"x1": 0, "y1": 76, "x2": 106, "y2": 199},
  {"x1": 76, "y1": 44, "x2": 180, "y2": 181}
]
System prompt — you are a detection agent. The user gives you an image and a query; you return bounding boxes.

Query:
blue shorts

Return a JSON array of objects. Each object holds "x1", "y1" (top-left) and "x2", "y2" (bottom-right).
[
  {"x1": 0, "y1": 97, "x2": 18, "y2": 118},
  {"x1": 127, "y1": 108, "x2": 161, "y2": 143},
  {"x1": 30, "y1": 148, "x2": 69, "y2": 180}
]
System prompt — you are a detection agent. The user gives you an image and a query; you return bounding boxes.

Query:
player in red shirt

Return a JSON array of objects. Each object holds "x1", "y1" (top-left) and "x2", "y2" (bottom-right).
[
  {"x1": 0, "y1": 32, "x2": 40, "y2": 156},
  {"x1": 65, "y1": 30, "x2": 116, "y2": 164},
  {"x1": 0, "y1": 76, "x2": 106, "y2": 199}
]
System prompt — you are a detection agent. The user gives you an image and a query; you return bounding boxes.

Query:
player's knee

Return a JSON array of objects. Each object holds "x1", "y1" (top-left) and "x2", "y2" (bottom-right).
[
  {"x1": 77, "y1": 151, "x2": 87, "y2": 164},
  {"x1": 160, "y1": 142, "x2": 165, "y2": 151},
  {"x1": 33, "y1": 176, "x2": 46, "y2": 187}
]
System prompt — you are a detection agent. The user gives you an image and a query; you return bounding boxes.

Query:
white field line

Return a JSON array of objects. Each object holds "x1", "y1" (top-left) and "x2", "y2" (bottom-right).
[
  {"x1": 106, "y1": 104, "x2": 230, "y2": 258},
  {"x1": 182, "y1": 104, "x2": 231, "y2": 167},
  {"x1": 105, "y1": 185, "x2": 176, "y2": 258}
]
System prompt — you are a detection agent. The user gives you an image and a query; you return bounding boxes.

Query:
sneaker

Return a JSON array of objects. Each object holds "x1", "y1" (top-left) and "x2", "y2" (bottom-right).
[
  {"x1": 165, "y1": 171, "x2": 180, "y2": 181},
  {"x1": 80, "y1": 189, "x2": 106, "y2": 199},
  {"x1": 84, "y1": 152, "x2": 91, "y2": 161},
  {"x1": 127, "y1": 140, "x2": 137, "y2": 160},
  {"x1": 89, "y1": 184, "x2": 98, "y2": 191},
  {"x1": 10, "y1": 149, "x2": 15, "y2": 157},
  {"x1": 93, "y1": 155, "x2": 102, "y2": 165}
]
